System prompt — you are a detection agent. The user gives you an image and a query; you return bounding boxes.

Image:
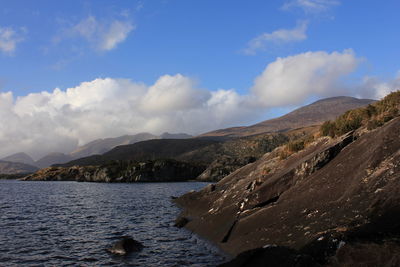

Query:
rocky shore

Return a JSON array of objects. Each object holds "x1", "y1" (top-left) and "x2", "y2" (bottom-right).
[
  {"x1": 175, "y1": 116, "x2": 400, "y2": 266},
  {"x1": 22, "y1": 159, "x2": 205, "y2": 182}
]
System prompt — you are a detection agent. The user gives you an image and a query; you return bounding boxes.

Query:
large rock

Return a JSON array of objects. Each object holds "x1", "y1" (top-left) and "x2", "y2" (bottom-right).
[
  {"x1": 175, "y1": 117, "x2": 400, "y2": 265},
  {"x1": 107, "y1": 237, "x2": 143, "y2": 255}
]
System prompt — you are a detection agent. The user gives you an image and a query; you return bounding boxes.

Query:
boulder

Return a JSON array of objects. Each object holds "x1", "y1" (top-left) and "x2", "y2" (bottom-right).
[{"x1": 107, "y1": 237, "x2": 143, "y2": 255}]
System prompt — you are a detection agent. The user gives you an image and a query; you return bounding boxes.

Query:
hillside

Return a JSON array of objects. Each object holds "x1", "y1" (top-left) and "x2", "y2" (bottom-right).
[
  {"x1": 0, "y1": 160, "x2": 38, "y2": 175},
  {"x1": 201, "y1": 96, "x2": 374, "y2": 137},
  {"x1": 35, "y1": 153, "x2": 74, "y2": 169},
  {"x1": 1, "y1": 152, "x2": 36, "y2": 167},
  {"x1": 69, "y1": 132, "x2": 158, "y2": 159},
  {"x1": 175, "y1": 91, "x2": 400, "y2": 266},
  {"x1": 58, "y1": 139, "x2": 223, "y2": 167}
]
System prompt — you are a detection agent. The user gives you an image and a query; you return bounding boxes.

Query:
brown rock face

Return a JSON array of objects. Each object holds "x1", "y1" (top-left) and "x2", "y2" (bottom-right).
[{"x1": 175, "y1": 117, "x2": 400, "y2": 265}]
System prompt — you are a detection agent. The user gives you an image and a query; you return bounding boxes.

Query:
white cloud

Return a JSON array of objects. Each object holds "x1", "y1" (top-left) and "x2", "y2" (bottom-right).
[
  {"x1": 358, "y1": 72, "x2": 400, "y2": 99},
  {"x1": 244, "y1": 21, "x2": 308, "y2": 55},
  {"x1": 0, "y1": 26, "x2": 25, "y2": 54},
  {"x1": 62, "y1": 16, "x2": 134, "y2": 51},
  {"x1": 0, "y1": 75, "x2": 258, "y2": 159},
  {"x1": 1, "y1": 49, "x2": 394, "y2": 159},
  {"x1": 282, "y1": 0, "x2": 340, "y2": 13},
  {"x1": 251, "y1": 50, "x2": 359, "y2": 106}
]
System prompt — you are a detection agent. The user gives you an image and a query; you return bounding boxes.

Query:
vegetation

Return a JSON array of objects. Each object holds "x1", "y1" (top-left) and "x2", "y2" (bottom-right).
[{"x1": 320, "y1": 91, "x2": 400, "y2": 137}]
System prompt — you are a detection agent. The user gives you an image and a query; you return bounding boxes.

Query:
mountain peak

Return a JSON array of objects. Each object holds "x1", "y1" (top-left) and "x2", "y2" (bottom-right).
[{"x1": 1, "y1": 152, "x2": 36, "y2": 166}]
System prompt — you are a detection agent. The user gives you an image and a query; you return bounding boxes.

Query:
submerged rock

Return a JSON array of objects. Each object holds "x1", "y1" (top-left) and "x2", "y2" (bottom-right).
[{"x1": 107, "y1": 237, "x2": 143, "y2": 255}]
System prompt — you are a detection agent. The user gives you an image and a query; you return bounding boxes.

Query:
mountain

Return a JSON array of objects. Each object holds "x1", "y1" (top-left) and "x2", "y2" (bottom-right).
[
  {"x1": 35, "y1": 153, "x2": 74, "y2": 169},
  {"x1": 69, "y1": 132, "x2": 158, "y2": 159},
  {"x1": 58, "y1": 138, "x2": 222, "y2": 167},
  {"x1": 1, "y1": 152, "x2": 36, "y2": 167},
  {"x1": 160, "y1": 132, "x2": 192, "y2": 139},
  {"x1": 0, "y1": 160, "x2": 38, "y2": 175},
  {"x1": 201, "y1": 96, "x2": 375, "y2": 137},
  {"x1": 1, "y1": 132, "x2": 194, "y2": 169},
  {"x1": 175, "y1": 91, "x2": 400, "y2": 266}
]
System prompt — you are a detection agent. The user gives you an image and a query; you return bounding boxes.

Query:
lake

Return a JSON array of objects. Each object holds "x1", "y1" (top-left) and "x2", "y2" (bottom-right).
[{"x1": 0, "y1": 180, "x2": 226, "y2": 266}]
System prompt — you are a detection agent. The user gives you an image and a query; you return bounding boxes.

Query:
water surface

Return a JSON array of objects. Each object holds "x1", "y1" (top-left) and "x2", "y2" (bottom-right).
[{"x1": 0, "y1": 180, "x2": 226, "y2": 266}]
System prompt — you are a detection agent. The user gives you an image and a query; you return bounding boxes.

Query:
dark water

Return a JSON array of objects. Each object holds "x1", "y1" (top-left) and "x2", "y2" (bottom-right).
[{"x1": 0, "y1": 180, "x2": 226, "y2": 266}]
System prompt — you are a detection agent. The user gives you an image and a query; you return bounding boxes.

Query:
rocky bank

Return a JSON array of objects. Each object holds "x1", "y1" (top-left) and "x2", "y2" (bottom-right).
[
  {"x1": 22, "y1": 159, "x2": 205, "y2": 182},
  {"x1": 175, "y1": 116, "x2": 400, "y2": 266}
]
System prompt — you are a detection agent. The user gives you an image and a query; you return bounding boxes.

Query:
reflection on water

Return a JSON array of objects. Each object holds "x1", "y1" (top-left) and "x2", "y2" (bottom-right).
[{"x1": 0, "y1": 180, "x2": 226, "y2": 266}]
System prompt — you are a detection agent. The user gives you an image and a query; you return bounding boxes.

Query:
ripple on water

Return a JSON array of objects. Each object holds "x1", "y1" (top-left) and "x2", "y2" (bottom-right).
[{"x1": 0, "y1": 180, "x2": 226, "y2": 266}]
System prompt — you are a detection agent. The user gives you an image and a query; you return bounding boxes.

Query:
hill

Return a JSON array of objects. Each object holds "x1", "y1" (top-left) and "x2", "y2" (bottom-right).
[
  {"x1": 0, "y1": 160, "x2": 38, "y2": 175},
  {"x1": 201, "y1": 96, "x2": 374, "y2": 137},
  {"x1": 35, "y1": 153, "x2": 74, "y2": 169},
  {"x1": 69, "y1": 132, "x2": 158, "y2": 159},
  {"x1": 1, "y1": 152, "x2": 36, "y2": 167}
]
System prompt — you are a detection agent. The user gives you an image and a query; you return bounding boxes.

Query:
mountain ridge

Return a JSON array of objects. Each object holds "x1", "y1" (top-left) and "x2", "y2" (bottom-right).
[{"x1": 200, "y1": 96, "x2": 375, "y2": 137}]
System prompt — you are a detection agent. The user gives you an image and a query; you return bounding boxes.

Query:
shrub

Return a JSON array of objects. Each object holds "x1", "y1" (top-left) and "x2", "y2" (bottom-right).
[
  {"x1": 287, "y1": 140, "x2": 305, "y2": 152},
  {"x1": 320, "y1": 90, "x2": 400, "y2": 137}
]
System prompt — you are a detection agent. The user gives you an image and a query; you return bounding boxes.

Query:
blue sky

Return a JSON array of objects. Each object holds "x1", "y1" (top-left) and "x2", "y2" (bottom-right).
[
  {"x1": 0, "y1": 0, "x2": 399, "y2": 158},
  {"x1": 2, "y1": 0, "x2": 399, "y2": 95}
]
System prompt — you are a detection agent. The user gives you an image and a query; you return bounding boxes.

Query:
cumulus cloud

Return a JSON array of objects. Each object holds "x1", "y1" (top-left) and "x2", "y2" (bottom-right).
[
  {"x1": 358, "y1": 72, "x2": 400, "y2": 100},
  {"x1": 251, "y1": 49, "x2": 359, "y2": 106},
  {"x1": 3, "y1": 49, "x2": 392, "y2": 159},
  {"x1": 0, "y1": 75, "x2": 258, "y2": 159},
  {"x1": 244, "y1": 21, "x2": 308, "y2": 55},
  {"x1": 282, "y1": 0, "x2": 340, "y2": 13},
  {"x1": 59, "y1": 16, "x2": 134, "y2": 51},
  {"x1": 0, "y1": 26, "x2": 26, "y2": 54}
]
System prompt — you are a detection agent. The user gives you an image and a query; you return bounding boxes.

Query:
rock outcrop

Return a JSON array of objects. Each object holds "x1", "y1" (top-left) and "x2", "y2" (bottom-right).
[
  {"x1": 22, "y1": 159, "x2": 205, "y2": 182},
  {"x1": 175, "y1": 116, "x2": 400, "y2": 265}
]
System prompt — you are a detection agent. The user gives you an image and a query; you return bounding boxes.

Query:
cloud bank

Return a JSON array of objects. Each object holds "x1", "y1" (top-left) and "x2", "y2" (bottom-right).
[
  {"x1": 1, "y1": 50, "x2": 389, "y2": 159},
  {"x1": 244, "y1": 21, "x2": 308, "y2": 55}
]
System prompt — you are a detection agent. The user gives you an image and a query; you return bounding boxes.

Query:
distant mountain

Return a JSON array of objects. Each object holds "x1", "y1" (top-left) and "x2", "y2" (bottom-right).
[
  {"x1": 1, "y1": 152, "x2": 36, "y2": 166},
  {"x1": 0, "y1": 160, "x2": 38, "y2": 174},
  {"x1": 35, "y1": 153, "x2": 73, "y2": 169},
  {"x1": 70, "y1": 133, "x2": 158, "y2": 159},
  {"x1": 58, "y1": 139, "x2": 221, "y2": 167},
  {"x1": 1, "y1": 132, "x2": 194, "y2": 170},
  {"x1": 201, "y1": 96, "x2": 375, "y2": 137},
  {"x1": 160, "y1": 132, "x2": 192, "y2": 139}
]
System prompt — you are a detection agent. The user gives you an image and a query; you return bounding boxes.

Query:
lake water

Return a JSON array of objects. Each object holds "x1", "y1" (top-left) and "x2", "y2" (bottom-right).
[{"x1": 0, "y1": 180, "x2": 226, "y2": 266}]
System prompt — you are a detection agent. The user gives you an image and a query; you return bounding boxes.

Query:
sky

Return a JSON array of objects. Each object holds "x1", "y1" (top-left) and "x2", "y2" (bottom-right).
[{"x1": 0, "y1": 0, "x2": 400, "y2": 159}]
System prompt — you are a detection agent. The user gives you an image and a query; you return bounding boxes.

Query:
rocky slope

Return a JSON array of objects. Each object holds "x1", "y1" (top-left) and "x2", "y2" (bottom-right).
[
  {"x1": 175, "y1": 92, "x2": 400, "y2": 266},
  {"x1": 201, "y1": 96, "x2": 374, "y2": 137},
  {"x1": 23, "y1": 159, "x2": 204, "y2": 182}
]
